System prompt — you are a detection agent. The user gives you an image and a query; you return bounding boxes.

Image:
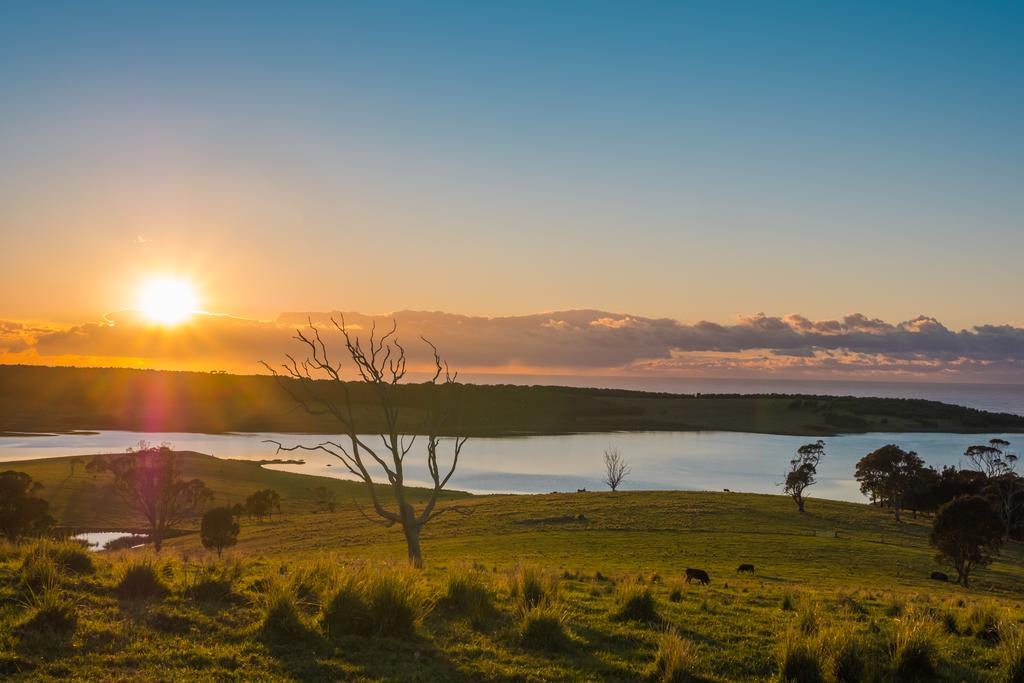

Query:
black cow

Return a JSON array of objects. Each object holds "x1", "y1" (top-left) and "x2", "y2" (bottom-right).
[
  {"x1": 930, "y1": 571, "x2": 949, "y2": 582},
  {"x1": 736, "y1": 563, "x2": 755, "y2": 574},
  {"x1": 685, "y1": 568, "x2": 710, "y2": 585}
]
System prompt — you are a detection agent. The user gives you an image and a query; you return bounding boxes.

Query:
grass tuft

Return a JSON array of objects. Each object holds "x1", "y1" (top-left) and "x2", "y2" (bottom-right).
[
  {"x1": 19, "y1": 585, "x2": 77, "y2": 636},
  {"x1": 519, "y1": 604, "x2": 569, "y2": 652},
  {"x1": 998, "y1": 624, "x2": 1024, "y2": 683},
  {"x1": 363, "y1": 567, "x2": 430, "y2": 638},
  {"x1": 260, "y1": 579, "x2": 307, "y2": 641},
  {"x1": 888, "y1": 616, "x2": 942, "y2": 682},
  {"x1": 443, "y1": 565, "x2": 495, "y2": 629},
  {"x1": 650, "y1": 627, "x2": 698, "y2": 682},
  {"x1": 115, "y1": 557, "x2": 169, "y2": 600},
  {"x1": 777, "y1": 628, "x2": 825, "y2": 683},
  {"x1": 320, "y1": 575, "x2": 372, "y2": 638},
  {"x1": 508, "y1": 565, "x2": 558, "y2": 611},
  {"x1": 613, "y1": 583, "x2": 660, "y2": 623}
]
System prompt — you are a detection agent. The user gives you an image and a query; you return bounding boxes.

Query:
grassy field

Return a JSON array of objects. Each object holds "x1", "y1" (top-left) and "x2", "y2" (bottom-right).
[
  {"x1": 2, "y1": 456, "x2": 1024, "y2": 681},
  {"x1": 3, "y1": 364, "x2": 1022, "y2": 437}
]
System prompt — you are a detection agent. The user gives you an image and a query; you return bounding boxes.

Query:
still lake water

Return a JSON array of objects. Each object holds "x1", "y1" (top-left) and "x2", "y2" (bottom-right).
[{"x1": 1, "y1": 430, "x2": 1018, "y2": 503}]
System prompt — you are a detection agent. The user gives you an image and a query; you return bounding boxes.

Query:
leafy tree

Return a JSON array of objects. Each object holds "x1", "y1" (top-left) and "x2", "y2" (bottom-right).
[
  {"x1": 200, "y1": 506, "x2": 240, "y2": 557},
  {"x1": 313, "y1": 486, "x2": 337, "y2": 512},
  {"x1": 90, "y1": 442, "x2": 212, "y2": 551},
  {"x1": 782, "y1": 440, "x2": 825, "y2": 512},
  {"x1": 603, "y1": 447, "x2": 629, "y2": 492},
  {"x1": 964, "y1": 439, "x2": 1022, "y2": 540},
  {"x1": 854, "y1": 444, "x2": 926, "y2": 522},
  {"x1": 0, "y1": 471, "x2": 54, "y2": 541},
  {"x1": 930, "y1": 495, "x2": 1004, "y2": 587},
  {"x1": 263, "y1": 318, "x2": 468, "y2": 568},
  {"x1": 245, "y1": 489, "x2": 281, "y2": 521}
]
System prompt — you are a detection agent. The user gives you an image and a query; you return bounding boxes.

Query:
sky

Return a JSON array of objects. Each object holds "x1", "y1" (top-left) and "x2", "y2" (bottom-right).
[{"x1": 1, "y1": 2, "x2": 1022, "y2": 381}]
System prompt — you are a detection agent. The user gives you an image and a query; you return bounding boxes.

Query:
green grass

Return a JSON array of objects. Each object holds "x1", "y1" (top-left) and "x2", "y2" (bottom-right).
[{"x1": 1, "y1": 471, "x2": 1023, "y2": 679}]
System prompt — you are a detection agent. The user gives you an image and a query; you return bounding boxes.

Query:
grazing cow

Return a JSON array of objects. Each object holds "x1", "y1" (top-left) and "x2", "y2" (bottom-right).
[
  {"x1": 576, "y1": 488, "x2": 587, "y2": 493},
  {"x1": 736, "y1": 563, "x2": 755, "y2": 574},
  {"x1": 685, "y1": 568, "x2": 710, "y2": 585},
  {"x1": 930, "y1": 571, "x2": 949, "y2": 582}
]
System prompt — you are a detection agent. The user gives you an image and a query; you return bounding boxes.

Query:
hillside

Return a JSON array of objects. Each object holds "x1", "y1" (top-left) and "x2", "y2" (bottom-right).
[
  {"x1": 2, "y1": 469, "x2": 1023, "y2": 680},
  {"x1": 2, "y1": 364, "x2": 1022, "y2": 437}
]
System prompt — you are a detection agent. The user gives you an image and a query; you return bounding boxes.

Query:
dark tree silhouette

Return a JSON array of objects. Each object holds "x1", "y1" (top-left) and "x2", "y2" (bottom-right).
[
  {"x1": 263, "y1": 317, "x2": 467, "y2": 568},
  {"x1": 0, "y1": 471, "x2": 54, "y2": 541},
  {"x1": 782, "y1": 440, "x2": 826, "y2": 512},
  {"x1": 88, "y1": 441, "x2": 211, "y2": 551},
  {"x1": 201, "y1": 506, "x2": 240, "y2": 557},
  {"x1": 930, "y1": 495, "x2": 1004, "y2": 587},
  {"x1": 603, "y1": 447, "x2": 629, "y2": 492},
  {"x1": 314, "y1": 486, "x2": 337, "y2": 512},
  {"x1": 854, "y1": 444, "x2": 926, "y2": 522}
]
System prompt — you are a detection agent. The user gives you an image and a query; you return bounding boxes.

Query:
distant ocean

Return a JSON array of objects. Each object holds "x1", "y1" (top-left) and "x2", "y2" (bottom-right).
[{"x1": 455, "y1": 374, "x2": 1024, "y2": 417}]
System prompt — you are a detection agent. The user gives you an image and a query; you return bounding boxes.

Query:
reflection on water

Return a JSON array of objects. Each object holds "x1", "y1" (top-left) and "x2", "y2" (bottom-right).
[
  {"x1": 72, "y1": 531, "x2": 147, "y2": 552},
  {"x1": 1, "y1": 429, "x2": 1018, "y2": 503}
]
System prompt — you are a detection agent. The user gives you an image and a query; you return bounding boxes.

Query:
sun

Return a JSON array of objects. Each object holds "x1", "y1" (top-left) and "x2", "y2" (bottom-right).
[{"x1": 137, "y1": 277, "x2": 199, "y2": 325}]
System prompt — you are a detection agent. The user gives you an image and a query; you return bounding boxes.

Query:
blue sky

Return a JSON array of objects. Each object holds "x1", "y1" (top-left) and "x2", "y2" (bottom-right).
[{"x1": 1, "y1": 1, "x2": 1022, "y2": 330}]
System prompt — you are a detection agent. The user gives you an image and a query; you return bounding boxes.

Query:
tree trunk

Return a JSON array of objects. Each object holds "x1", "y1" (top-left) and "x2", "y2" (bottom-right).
[
  {"x1": 153, "y1": 530, "x2": 163, "y2": 552},
  {"x1": 404, "y1": 523, "x2": 423, "y2": 569},
  {"x1": 797, "y1": 496, "x2": 805, "y2": 512}
]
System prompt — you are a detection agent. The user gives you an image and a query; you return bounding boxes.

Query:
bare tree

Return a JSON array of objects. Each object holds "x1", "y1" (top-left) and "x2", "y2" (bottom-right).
[
  {"x1": 262, "y1": 317, "x2": 466, "y2": 568},
  {"x1": 603, "y1": 446, "x2": 629, "y2": 492}
]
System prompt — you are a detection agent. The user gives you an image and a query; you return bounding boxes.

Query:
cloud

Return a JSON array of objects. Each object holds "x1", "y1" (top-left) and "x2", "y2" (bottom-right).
[{"x1": 2, "y1": 308, "x2": 1023, "y2": 381}]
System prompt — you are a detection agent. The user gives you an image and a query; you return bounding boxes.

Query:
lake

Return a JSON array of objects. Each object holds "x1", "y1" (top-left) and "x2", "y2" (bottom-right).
[{"x1": 1, "y1": 430, "x2": 1017, "y2": 503}]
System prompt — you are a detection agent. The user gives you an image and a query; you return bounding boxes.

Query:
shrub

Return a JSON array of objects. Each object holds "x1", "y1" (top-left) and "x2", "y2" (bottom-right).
[
  {"x1": 888, "y1": 617, "x2": 942, "y2": 682},
  {"x1": 669, "y1": 586, "x2": 683, "y2": 603},
  {"x1": 777, "y1": 629, "x2": 825, "y2": 683},
  {"x1": 520, "y1": 605, "x2": 569, "y2": 652},
  {"x1": 508, "y1": 565, "x2": 558, "y2": 611},
  {"x1": 998, "y1": 624, "x2": 1024, "y2": 683},
  {"x1": 444, "y1": 566, "x2": 494, "y2": 628},
  {"x1": 780, "y1": 590, "x2": 798, "y2": 612},
  {"x1": 260, "y1": 580, "x2": 307, "y2": 641},
  {"x1": 363, "y1": 568, "x2": 430, "y2": 638},
  {"x1": 115, "y1": 558, "x2": 169, "y2": 600},
  {"x1": 650, "y1": 628, "x2": 698, "y2": 682},
  {"x1": 614, "y1": 584, "x2": 660, "y2": 623},
  {"x1": 320, "y1": 576, "x2": 372, "y2": 638}
]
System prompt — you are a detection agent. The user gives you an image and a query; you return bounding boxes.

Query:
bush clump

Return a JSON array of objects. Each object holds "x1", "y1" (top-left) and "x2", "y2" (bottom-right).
[
  {"x1": 23, "y1": 540, "x2": 95, "y2": 576},
  {"x1": 115, "y1": 558, "x2": 169, "y2": 600},
  {"x1": 964, "y1": 601, "x2": 1002, "y2": 642},
  {"x1": 650, "y1": 628, "x2": 698, "y2": 683},
  {"x1": 613, "y1": 584, "x2": 660, "y2": 623},
  {"x1": 823, "y1": 629, "x2": 866, "y2": 683}
]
